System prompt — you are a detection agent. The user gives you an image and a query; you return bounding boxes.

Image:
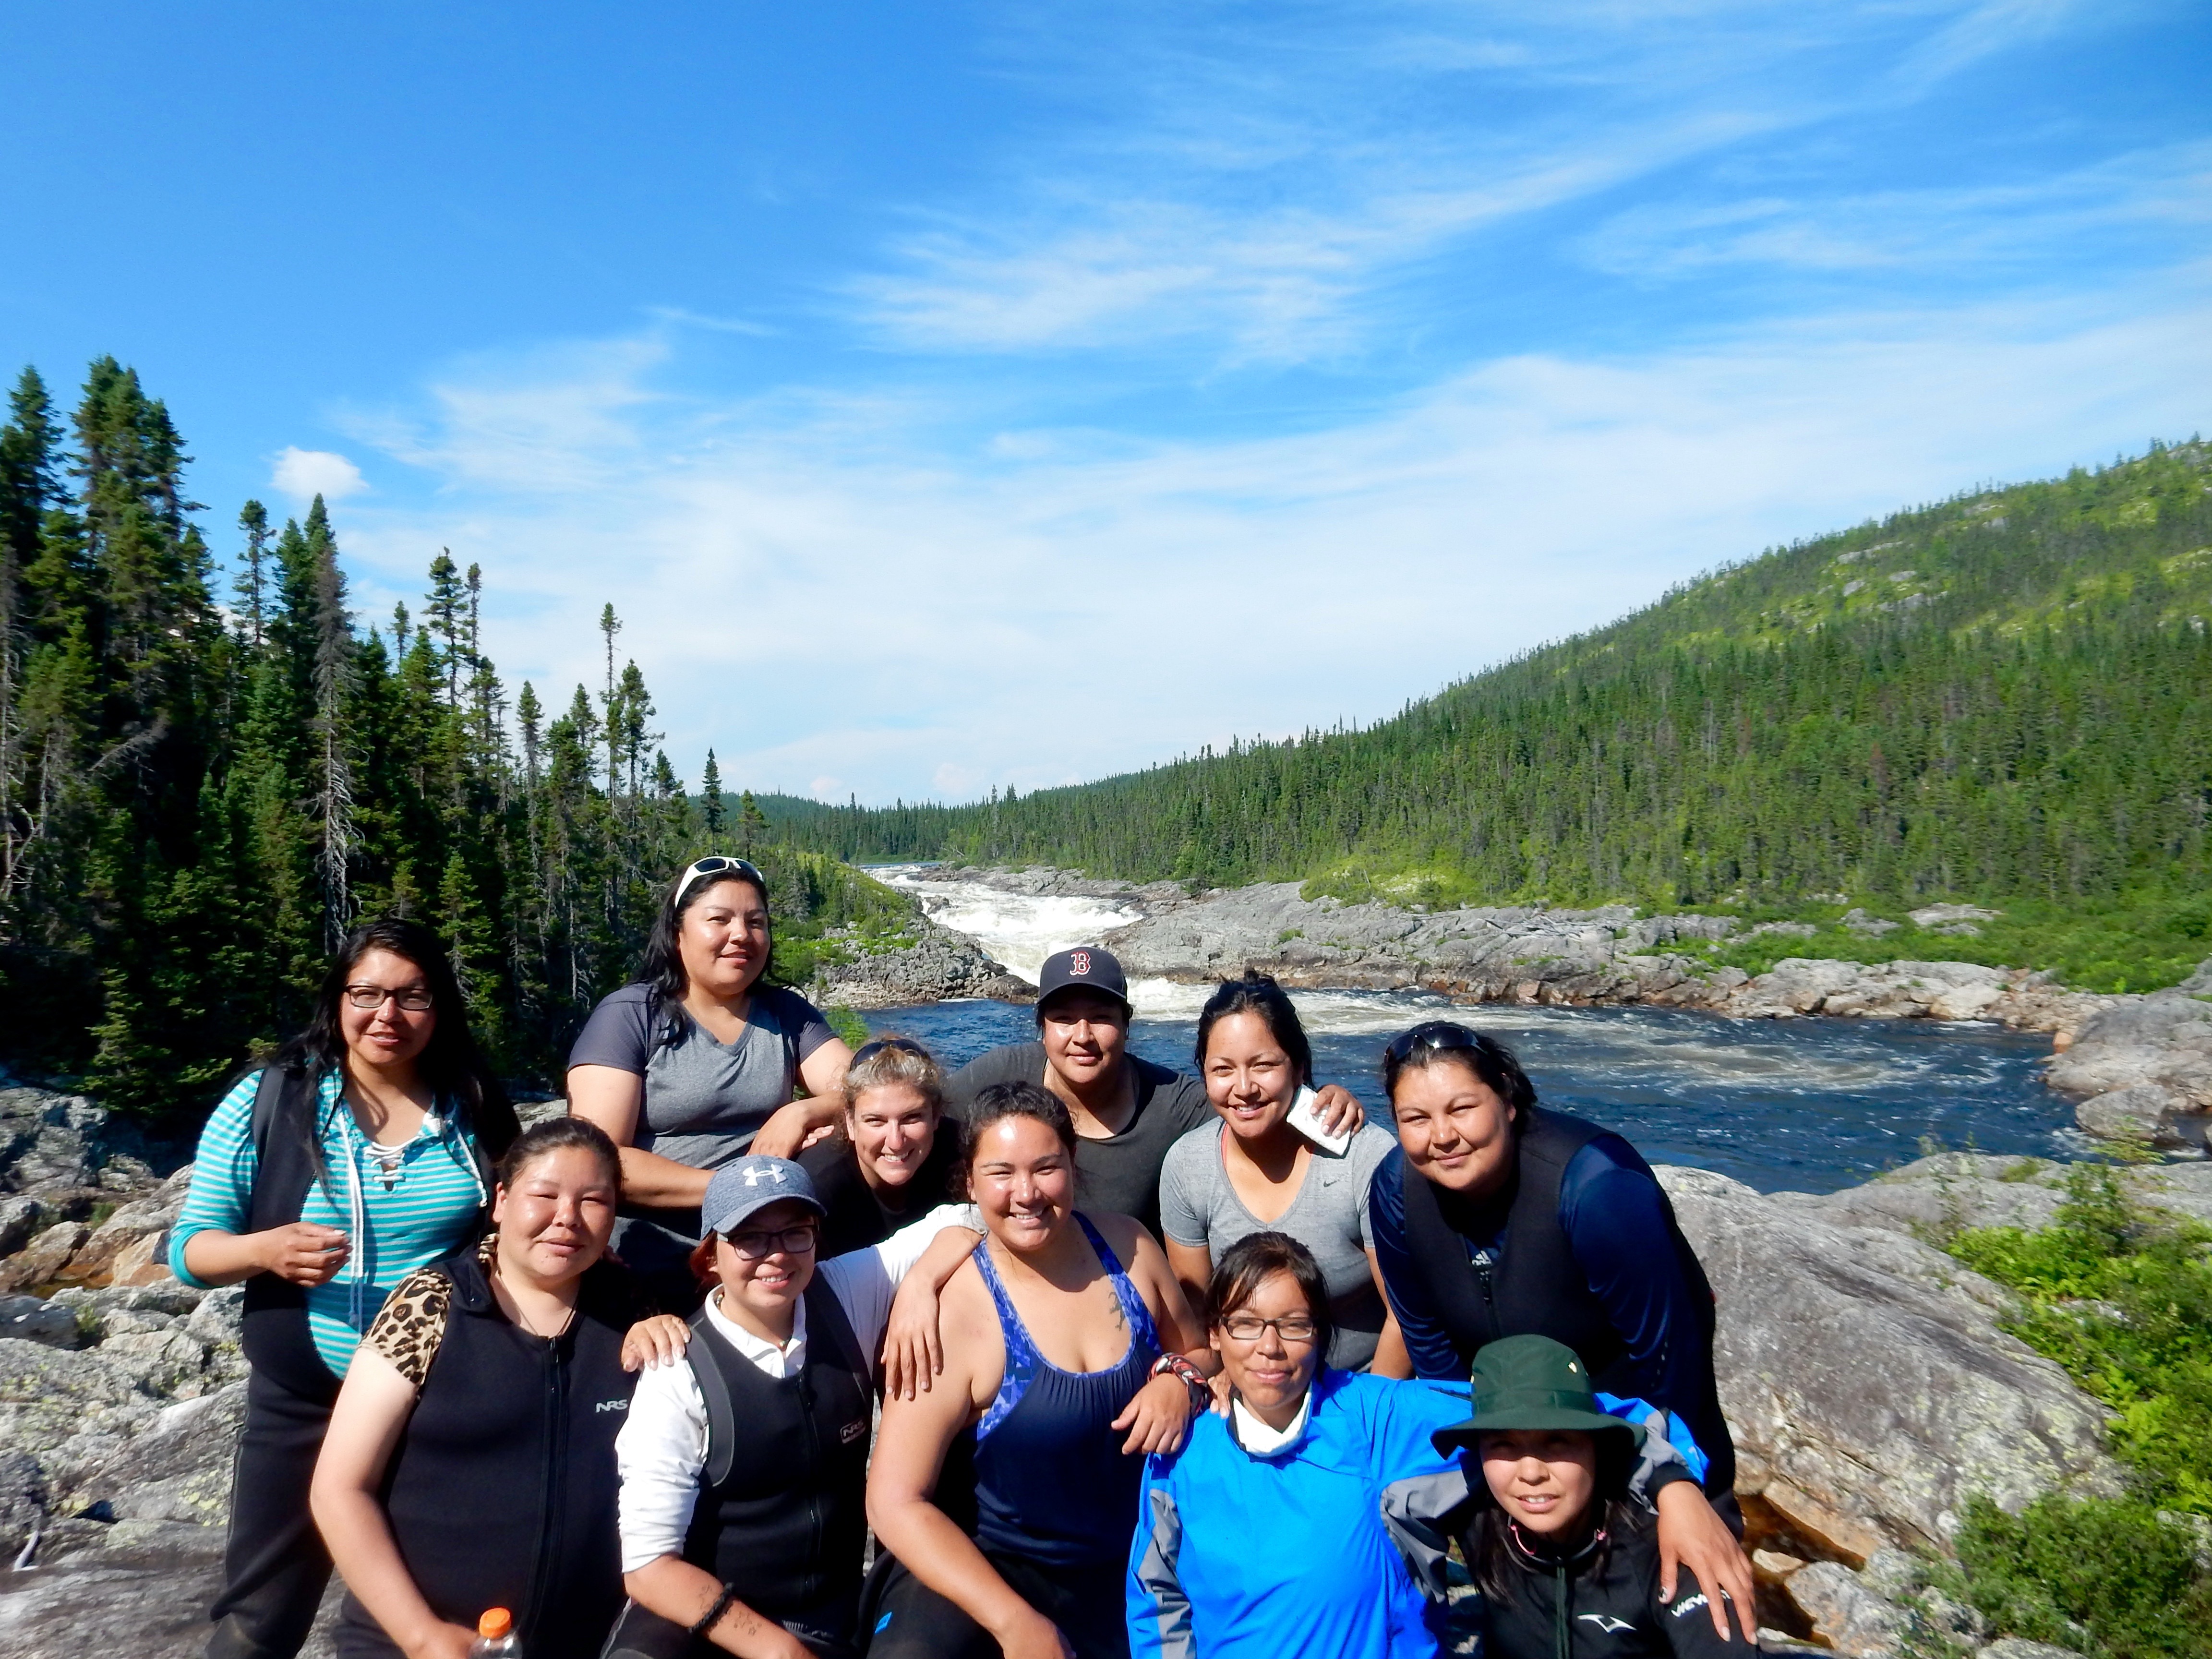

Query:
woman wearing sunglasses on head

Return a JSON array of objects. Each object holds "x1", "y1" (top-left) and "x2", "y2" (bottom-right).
[
  {"x1": 170, "y1": 917, "x2": 520, "y2": 1659},
  {"x1": 798, "y1": 1038, "x2": 964, "y2": 1259},
  {"x1": 1365, "y1": 1022, "x2": 1755, "y2": 1645},
  {"x1": 569, "y1": 856, "x2": 857, "y2": 1311}
]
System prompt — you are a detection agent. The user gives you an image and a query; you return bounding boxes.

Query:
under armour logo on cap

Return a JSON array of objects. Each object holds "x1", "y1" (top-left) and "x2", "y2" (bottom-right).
[
  {"x1": 701, "y1": 1155, "x2": 823, "y2": 1238},
  {"x1": 1070, "y1": 950, "x2": 1092, "y2": 975},
  {"x1": 742, "y1": 1163, "x2": 789, "y2": 1188}
]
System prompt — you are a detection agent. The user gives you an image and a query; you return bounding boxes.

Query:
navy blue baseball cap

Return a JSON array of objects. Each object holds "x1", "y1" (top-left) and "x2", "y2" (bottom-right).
[
  {"x1": 1036, "y1": 946, "x2": 1131, "y2": 1013},
  {"x1": 701, "y1": 1156, "x2": 826, "y2": 1237}
]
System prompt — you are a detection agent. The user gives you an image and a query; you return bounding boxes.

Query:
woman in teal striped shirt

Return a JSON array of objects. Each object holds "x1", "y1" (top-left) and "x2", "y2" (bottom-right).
[{"x1": 171, "y1": 916, "x2": 518, "y2": 1659}]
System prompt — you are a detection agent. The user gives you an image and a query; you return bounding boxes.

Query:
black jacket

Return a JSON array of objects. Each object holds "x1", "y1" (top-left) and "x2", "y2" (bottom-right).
[{"x1": 1478, "y1": 1515, "x2": 1754, "y2": 1659}]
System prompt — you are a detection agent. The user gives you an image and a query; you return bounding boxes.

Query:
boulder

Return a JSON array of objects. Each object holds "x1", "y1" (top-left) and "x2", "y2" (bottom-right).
[
  {"x1": 0, "y1": 1338, "x2": 156, "y2": 1461},
  {"x1": 1980, "y1": 1643, "x2": 2080, "y2": 1659},
  {"x1": 0, "y1": 1224, "x2": 88, "y2": 1296},
  {"x1": 1782, "y1": 1561, "x2": 1908, "y2": 1658},
  {"x1": 0, "y1": 1296, "x2": 83, "y2": 1351},
  {"x1": 1657, "y1": 1166, "x2": 2120, "y2": 1560},
  {"x1": 1775, "y1": 1153, "x2": 2071, "y2": 1238},
  {"x1": 813, "y1": 916, "x2": 1035, "y2": 1009},
  {"x1": 2046, "y1": 992, "x2": 2212, "y2": 1153}
]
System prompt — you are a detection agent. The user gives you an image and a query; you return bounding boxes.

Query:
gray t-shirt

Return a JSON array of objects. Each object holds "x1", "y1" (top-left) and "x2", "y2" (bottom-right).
[
  {"x1": 1158, "y1": 1118, "x2": 1398, "y2": 1371},
  {"x1": 568, "y1": 982, "x2": 834, "y2": 1172}
]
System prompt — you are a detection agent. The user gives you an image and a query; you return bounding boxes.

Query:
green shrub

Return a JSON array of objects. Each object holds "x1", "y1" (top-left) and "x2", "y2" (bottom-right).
[
  {"x1": 1952, "y1": 1494, "x2": 2212, "y2": 1659},
  {"x1": 1948, "y1": 1166, "x2": 2212, "y2": 1512}
]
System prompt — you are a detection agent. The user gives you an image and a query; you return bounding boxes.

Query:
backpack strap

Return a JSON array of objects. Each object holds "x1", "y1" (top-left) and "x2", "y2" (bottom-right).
[{"x1": 686, "y1": 1304, "x2": 740, "y2": 1490}]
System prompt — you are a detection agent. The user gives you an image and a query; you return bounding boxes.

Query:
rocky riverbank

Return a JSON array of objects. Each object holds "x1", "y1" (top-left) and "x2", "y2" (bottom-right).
[
  {"x1": 0, "y1": 1073, "x2": 2201, "y2": 1656},
  {"x1": 855, "y1": 867, "x2": 2212, "y2": 1154}
]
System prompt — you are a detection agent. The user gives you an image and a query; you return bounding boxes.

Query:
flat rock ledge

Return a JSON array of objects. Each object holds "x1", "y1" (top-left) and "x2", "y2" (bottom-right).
[
  {"x1": 908, "y1": 867, "x2": 2212, "y2": 1154},
  {"x1": 0, "y1": 1081, "x2": 2203, "y2": 1654}
]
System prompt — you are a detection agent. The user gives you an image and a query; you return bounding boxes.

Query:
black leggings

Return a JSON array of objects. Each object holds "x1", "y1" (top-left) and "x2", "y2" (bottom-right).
[
  {"x1": 207, "y1": 1365, "x2": 338, "y2": 1659},
  {"x1": 857, "y1": 1549, "x2": 1128, "y2": 1659}
]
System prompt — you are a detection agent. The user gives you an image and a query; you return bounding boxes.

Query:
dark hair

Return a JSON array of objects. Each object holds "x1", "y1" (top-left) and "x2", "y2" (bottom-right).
[
  {"x1": 1382, "y1": 1025, "x2": 1538, "y2": 1133},
  {"x1": 635, "y1": 862, "x2": 774, "y2": 1008},
  {"x1": 1463, "y1": 1442, "x2": 1642, "y2": 1605},
  {"x1": 1203, "y1": 1232, "x2": 1334, "y2": 1368},
  {"x1": 496, "y1": 1114, "x2": 620, "y2": 1190},
  {"x1": 1192, "y1": 974, "x2": 1312, "y2": 1086},
  {"x1": 263, "y1": 917, "x2": 519, "y2": 1189},
  {"x1": 960, "y1": 1081, "x2": 1080, "y2": 1195}
]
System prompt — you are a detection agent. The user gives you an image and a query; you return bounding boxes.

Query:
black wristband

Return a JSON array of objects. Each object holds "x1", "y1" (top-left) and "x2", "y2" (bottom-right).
[{"x1": 689, "y1": 1585, "x2": 739, "y2": 1640}]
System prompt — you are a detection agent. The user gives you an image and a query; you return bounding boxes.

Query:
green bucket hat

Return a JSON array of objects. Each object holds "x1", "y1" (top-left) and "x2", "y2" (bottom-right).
[{"x1": 1430, "y1": 1334, "x2": 1646, "y2": 1457}]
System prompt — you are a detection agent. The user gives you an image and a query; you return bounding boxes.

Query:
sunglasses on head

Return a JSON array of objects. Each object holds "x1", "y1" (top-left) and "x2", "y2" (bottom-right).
[
  {"x1": 674, "y1": 856, "x2": 766, "y2": 907},
  {"x1": 852, "y1": 1036, "x2": 931, "y2": 1066},
  {"x1": 1382, "y1": 1020, "x2": 1484, "y2": 1067}
]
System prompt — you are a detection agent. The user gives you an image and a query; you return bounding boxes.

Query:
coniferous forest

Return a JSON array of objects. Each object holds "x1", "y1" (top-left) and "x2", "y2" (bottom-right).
[
  {"x1": 771, "y1": 441, "x2": 2212, "y2": 959},
  {"x1": 0, "y1": 361, "x2": 898, "y2": 1118},
  {"x1": 4, "y1": 359, "x2": 2209, "y2": 1114}
]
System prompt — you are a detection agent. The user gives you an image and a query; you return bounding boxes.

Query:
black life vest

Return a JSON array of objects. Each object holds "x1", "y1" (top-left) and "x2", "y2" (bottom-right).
[
  {"x1": 1397, "y1": 1106, "x2": 1719, "y2": 1390},
  {"x1": 362, "y1": 1248, "x2": 639, "y2": 1659},
  {"x1": 681, "y1": 1276, "x2": 875, "y2": 1620}
]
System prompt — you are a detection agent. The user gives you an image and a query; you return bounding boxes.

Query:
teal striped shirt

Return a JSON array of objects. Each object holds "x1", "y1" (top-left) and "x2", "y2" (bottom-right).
[{"x1": 170, "y1": 1068, "x2": 489, "y2": 1376}]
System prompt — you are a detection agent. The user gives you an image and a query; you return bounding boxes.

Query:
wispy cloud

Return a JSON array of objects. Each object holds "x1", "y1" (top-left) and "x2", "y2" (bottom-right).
[
  {"x1": 1578, "y1": 141, "x2": 2212, "y2": 280},
  {"x1": 334, "y1": 277, "x2": 2212, "y2": 803}
]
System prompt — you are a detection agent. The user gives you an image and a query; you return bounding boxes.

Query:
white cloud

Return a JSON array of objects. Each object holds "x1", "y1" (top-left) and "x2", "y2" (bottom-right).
[
  {"x1": 332, "y1": 278, "x2": 2212, "y2": 805},
  {"x1": 271, "y1": 446, "x2": 368, "y2": 503}
]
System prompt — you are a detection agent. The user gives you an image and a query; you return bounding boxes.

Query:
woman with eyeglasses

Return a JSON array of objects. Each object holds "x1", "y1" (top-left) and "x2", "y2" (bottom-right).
[
  {"x1": 607, "y1": 1155, "x2": 983, "y2": 1659},
  {"x1": 170, "y1": 916, "x2": 521, "y2": 1659},
  {"x1": 799, "y1": 1037, "x2": 964, "y2": 1258},
  {"x1": 570, "y1": 856, "x2": 857, "y2": 1311},
  {"x1": 1128, "y1": 1233, "x2": 1475, "y2": 1659},
  {"x1": 1366, "y1": 1022, "x2": 1756, "y2": 1645},
  {"x1": 1159, "y1": 976, "x2": 1403, "y2": 1373}
]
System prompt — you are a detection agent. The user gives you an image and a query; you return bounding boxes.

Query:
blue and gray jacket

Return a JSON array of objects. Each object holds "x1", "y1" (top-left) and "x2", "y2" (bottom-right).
[{"x1": 1127, "y1": 1370, "x2": 1701, "y2": 1659}]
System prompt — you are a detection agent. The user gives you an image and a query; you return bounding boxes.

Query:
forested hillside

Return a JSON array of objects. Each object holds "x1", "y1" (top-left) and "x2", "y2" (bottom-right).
[
  {"x1": 771, "y1": 441, "x2": 2212, "y2": 977},
  {"x1": 0, "y1": 361, "x2": 902, "y2": 1117}
]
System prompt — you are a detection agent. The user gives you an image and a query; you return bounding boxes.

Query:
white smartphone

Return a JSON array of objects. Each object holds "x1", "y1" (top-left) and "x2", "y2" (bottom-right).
[{"x1": 1286, "y1": 1084, "x2": 1353, "y2": 1156}]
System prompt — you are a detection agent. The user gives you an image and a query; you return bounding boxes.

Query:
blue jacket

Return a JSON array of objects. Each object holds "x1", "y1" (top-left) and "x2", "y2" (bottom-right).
[{"x1": 1127, "y1": 1370, "x2": 1469, "y2": 1659}]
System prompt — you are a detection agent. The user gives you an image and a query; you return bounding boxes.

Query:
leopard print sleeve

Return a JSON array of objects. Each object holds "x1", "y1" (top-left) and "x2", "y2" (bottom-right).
[{"x1": 363, "y1": 1266, "x2": 454, "y2": 1390}]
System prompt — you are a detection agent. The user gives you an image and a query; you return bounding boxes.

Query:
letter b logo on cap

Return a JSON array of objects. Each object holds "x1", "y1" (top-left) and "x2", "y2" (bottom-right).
[{"x1": 1070, "y1": 950, "x2": 1091, "y2": 975}]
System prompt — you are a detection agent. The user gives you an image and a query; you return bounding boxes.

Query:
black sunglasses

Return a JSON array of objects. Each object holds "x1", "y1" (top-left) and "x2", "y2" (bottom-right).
[
  {"x1": 852, "y1": 1037, "x2": 931, "y2": 1065},
  {"x1": 674, "y1": 856, "x2": 766, "y2": 906},
  {"x1": 1382, "y1": 1021, "x2": 1484, "y2": 1067}
]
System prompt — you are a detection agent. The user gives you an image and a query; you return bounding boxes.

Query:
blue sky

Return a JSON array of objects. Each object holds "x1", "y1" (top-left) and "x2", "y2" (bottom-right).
[{"x1": 4, "y1": 1, "x2": 2207, "y2": 804}]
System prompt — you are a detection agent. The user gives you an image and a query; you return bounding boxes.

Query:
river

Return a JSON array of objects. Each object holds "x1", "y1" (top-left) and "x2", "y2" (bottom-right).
[{"x1": 861, "y1": 869, "x2": 2078, "y2": 1195}]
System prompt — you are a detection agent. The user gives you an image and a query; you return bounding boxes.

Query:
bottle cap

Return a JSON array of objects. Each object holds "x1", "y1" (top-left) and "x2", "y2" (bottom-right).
[{"x1": 479, "y1": 1609, "x2": 513, "y2": 1639}]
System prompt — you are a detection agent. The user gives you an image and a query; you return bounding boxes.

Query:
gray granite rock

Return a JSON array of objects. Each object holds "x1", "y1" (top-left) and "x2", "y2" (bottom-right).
[{"x1": 1659, "y1": 1166, "x2": 2120, "y2": 1560}]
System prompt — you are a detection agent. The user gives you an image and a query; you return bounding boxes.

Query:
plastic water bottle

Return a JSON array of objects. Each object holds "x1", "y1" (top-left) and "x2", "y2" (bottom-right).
[{"x1": 470, "y1": 1608, "x2": 520, "y2": 1659}]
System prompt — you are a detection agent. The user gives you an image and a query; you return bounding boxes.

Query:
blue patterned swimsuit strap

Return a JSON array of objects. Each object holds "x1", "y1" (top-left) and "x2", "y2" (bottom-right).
[
  {"x1": 1072, "y1": 1212, "x2": 1160, "y2": 1357},
  {"x1": 972, "y1": 1213, "x2": 1160, "y2": 1439}
]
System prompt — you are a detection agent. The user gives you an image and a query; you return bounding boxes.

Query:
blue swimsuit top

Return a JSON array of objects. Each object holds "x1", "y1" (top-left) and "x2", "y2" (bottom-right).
[{"x1": 968, "y1": 1213, "x2": 1162, "y2": 1567}]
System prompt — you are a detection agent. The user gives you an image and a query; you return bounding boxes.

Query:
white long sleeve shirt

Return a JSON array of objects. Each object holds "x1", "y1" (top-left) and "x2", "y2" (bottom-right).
[{"x1": 614, "y1": 1203, "x2": 978, "y2": 1573}]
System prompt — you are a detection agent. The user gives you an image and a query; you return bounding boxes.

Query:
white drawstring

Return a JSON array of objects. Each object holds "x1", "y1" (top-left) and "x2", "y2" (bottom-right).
[{"x1": 329, "y1": 1084, "x2": 483, "y2": 1333}]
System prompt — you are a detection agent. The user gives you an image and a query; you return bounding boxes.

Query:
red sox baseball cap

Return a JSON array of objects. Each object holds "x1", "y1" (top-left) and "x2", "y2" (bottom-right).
[{"x1": 1036, "y1": 946, "x2": 1131, "y2": 1014}]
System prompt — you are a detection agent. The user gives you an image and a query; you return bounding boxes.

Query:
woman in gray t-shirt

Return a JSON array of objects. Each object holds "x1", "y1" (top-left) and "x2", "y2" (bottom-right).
[
  {"x1": 568, "y1": 857, "x2": 854, "y2": 1305},
  {"x1": 1158, "y1": 975, "x2": 1403, "y2": 1371}
]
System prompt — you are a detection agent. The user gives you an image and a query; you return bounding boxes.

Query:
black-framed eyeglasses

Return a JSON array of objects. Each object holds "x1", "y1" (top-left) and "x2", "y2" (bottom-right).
[
  {"x1": 345, "y1": 985, "x2": 435, "y2": 1012},
  {"x1": 1220, "y1": 1312, "x2": 1319, "y2": 1345},
  {"x1": 852, "y1": 1037, "x2": 931, "y2": 1066},
  {"x1": 721, "y1": 1223, "x2": 819, "y2": 1260},
  {"x1": 675, "y1": 856, "x2": 766, "y2": 907}
]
